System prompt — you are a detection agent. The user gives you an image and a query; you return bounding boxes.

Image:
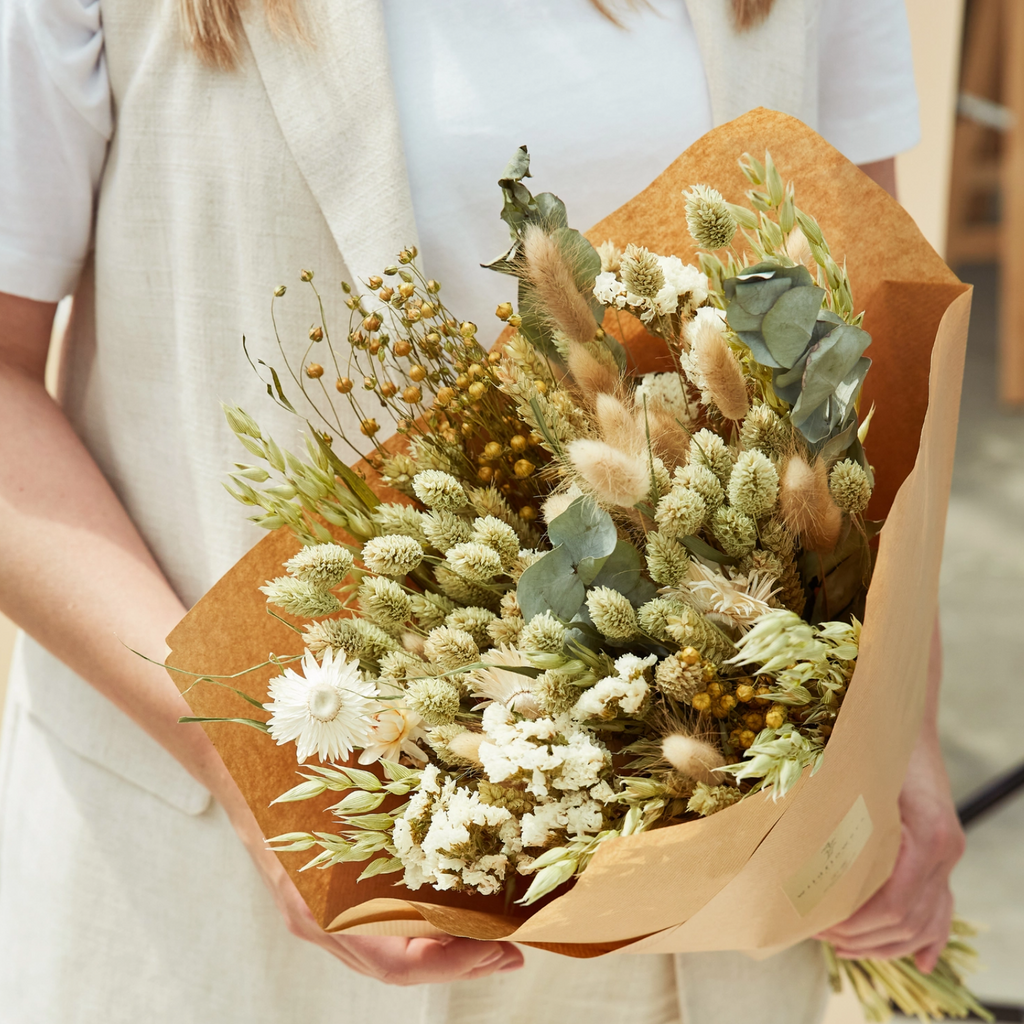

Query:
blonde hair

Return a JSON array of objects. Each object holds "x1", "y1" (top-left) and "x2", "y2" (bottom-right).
[{"x1": 182, "y1": 0, "x2": 776, "y2": 69}]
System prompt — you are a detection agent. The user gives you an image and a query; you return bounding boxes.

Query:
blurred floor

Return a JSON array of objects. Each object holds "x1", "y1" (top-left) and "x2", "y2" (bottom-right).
[{"x1": 938, "y1": 263, "x2": 1024, "y2": 1007}]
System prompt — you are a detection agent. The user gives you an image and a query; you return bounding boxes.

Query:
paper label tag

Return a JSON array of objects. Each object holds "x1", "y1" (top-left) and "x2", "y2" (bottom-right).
[{"x1": 783, "y1": 795, "x2": 873, "y2": 916}]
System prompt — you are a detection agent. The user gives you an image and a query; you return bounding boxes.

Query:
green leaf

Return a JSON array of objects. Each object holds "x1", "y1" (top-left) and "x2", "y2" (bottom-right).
[
  {"x1": 734, "y1": 275, "x2": 792, "y2": 316},
  {"x1": 791, "y1": 324, "x2": 871, "y2": 425},
  {"x1": 759, "y1": 284, "x2": 826, "y2": 367},
  {"x1": 547, "y1": 495, "x2": 618, "y2": 564},
  {"x1": 575, "y1": 553, "x2": 611, "y2": 586},
  {"x1": 309, "y1": 427, "x2": 381, "y2": 510},
  {"x1": 678, "y1": 534, "x2": 738, "y2": 566},
  {"x1": 589, "y1": 540, "x2": 659, "y2": 607},
  {"x1": 517, "y1": 543, "x2": 586, "y2": 621},
  {"x1": 178, "y1": 716, "x2": 269, "y2": 732},
  {"x1": 357, "y1": 857, "x2": 405, "y2": 881}
]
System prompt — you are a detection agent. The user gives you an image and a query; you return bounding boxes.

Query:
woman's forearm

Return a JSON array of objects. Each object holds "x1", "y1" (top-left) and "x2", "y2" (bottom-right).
[{"x1": 0, "y1": 293, "x2": 228, "y2": 796}]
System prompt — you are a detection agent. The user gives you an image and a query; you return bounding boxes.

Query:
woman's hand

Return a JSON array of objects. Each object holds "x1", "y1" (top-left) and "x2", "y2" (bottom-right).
[
  {"x1": 817, "y1": 623, "x2": 965, "y2": 972},
  {"x1": 219, "y1": 774, "x2": 524, "y2": 984}
]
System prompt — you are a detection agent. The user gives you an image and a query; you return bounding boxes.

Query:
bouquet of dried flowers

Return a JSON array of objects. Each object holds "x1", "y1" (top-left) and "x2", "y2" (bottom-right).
[{"x1": 175, "y1": 126, "x2": 985, "y2": 1021}]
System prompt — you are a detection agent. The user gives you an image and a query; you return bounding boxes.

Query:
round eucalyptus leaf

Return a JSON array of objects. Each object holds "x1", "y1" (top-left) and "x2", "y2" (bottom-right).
[{"x1": 516, "y1": 544, "x2": 585, "y2": 622}]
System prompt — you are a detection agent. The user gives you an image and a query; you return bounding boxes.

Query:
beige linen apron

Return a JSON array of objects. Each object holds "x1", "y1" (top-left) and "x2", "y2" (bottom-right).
[{"x1": 0, "y1": 1, "x2": 828, "y2": 1020}]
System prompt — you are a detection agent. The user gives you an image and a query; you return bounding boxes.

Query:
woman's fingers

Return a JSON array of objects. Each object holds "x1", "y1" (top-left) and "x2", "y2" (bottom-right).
[{"x1": 329, "y1": 935, "x2": 524, "y2": 986}]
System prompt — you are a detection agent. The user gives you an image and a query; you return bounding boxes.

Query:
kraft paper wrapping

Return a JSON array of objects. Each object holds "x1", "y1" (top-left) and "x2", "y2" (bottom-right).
[{"x1": 167, "y1": 110, "x2": 972, "y2": 957}]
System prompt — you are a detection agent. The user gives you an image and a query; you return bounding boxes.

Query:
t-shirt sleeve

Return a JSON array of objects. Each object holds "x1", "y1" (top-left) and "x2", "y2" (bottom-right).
[
  {"x1": 816, "y1": 0, "x2": 921, "y2": 166},
  {"x1": 0, "y1": 0, "x2": 112, "y2": 302}
]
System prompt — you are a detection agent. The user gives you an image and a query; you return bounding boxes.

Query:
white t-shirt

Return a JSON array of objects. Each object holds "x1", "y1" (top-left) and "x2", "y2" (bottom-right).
[{"x1": 0, "y1": 0, "x2": 920, "y2": 320}]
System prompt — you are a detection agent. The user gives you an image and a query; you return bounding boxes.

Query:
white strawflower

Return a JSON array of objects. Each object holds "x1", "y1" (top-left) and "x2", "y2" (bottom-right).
[
  {"x1": 412, "y1": 470, "x2": 467, "y2": 512},
  {"x1": 670, "y1": 560, "x2": 777, "y2": 632},
  {"x1": 362, "y1": 534, "x2": 423, "y2": 577},
  {"x1": 264, "y1": 648, "x2": 377, "y2": 762},
  {"x1": 358, "y1": 702, "x2": 429, "y2": 764},
  {"x1": 467, "y1": 646, "x2": 542, "y2": 719},
  {"x1": 284, "y1": 543, "x2": 354, "y2": 589}
]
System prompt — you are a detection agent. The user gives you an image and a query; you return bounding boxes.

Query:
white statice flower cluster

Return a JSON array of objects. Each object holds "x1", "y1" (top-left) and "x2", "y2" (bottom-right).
[
  {"x1": 572, "y1": 653, "x2": 657, "y2": 721},
  {"x1": 593, "y1": 257, "x2": 708, "y2": 324},
  {"x1": 479, "y1": 703, "x2": 619, "y2": 851},
  {"x1": 393, "y1": 764, "x2": 522, "y2": 895},
  {"x1": 634, "y1": 371, "x2": 700, "y2": 423}
]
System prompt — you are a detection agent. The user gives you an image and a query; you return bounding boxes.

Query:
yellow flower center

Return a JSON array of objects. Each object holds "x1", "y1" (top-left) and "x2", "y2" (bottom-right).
[{"x1": 307, "y1": 683, "x2": 343, "y2": 723}]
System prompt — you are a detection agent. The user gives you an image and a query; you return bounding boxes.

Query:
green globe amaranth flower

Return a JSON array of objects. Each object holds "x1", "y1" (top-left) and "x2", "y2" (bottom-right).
[
  {"x1": 519, "y1": 612, "x2": 567, "y2": 654},
  {"x1": 471, "y1": 515, "x2": 520, "y2": 569},
  {"x1": 665, "y1": 606, "x2": 731, "y2": 659},
  {"x1": 688, "y1": 428, "x2": 735, "y2": 486},
  {"x1": 586, "y1": 586, "x2": 639, "y2": 640},
  {"x1": 654, "y1": 652, "x2": 704, "y2": 703},
  {"x1": 638, "y1": 596, "x2": 688, "y2": 641},
  {"x1": 687, "y1": 782, "x2": 743, "y2": 817},
  {"x1": 740, "y1": 404, "x2": 787, "y2": 458},
  {"x1": 620, "y1": 244, "x2": 665, "y2": 298},
  {"x1": 361, "y1": 533, "x2": 424, "y2": 577},
  {"x1": 487, "y1": 615, "x2": 524, "y2": 647},
  {"x1": 728, "y1": 450, "x2": 780, "y2": 519},
  {"x1": 421, "y1": 510, "x2": 472, "y2": 552},
  {"x1": 412, "y1": 469, "x2": 468, "y2": 512},
  {"x1": 371, "y1": 503, "x2": 428, "y2": 544},
  {"x1": 405, "y1": 678, "x2": 462, "y2": 726},
  {"x1": 425, "y1": 723, "x2": 475, "y2": 765},
  {"x1": 645, "y1": 534, "x2": 691, "y2": 587},
  {"x1": 445, "y1": 541, "x2": 503, "y2": 584},
  {"x1": 303, "y1": 617, "x2": 400, "y2": 663},
  {"x1": 358, "y1": 576, "x2": 412, "y2": 628},
  {"x1": 711, "y1": 506, "x2": 758, "y2": 558},
  {"x1": 739, "y1": 548, "x2": 784, "y2": 582},
  {"x1": 654, "y1": 486, "x2": 707, "y2": 539},
  {"x1": 408, "y1": 590, "x2": 456, "y2": 629},
  {"x1": 533, "y1": 670, "x2": 582, "y2": 716},
  {"x1": 284, "y1": 543, "x2": 354, "y2": 589},
  {"x1": 758, "y1": 518, "x2": 795, "y2": 558},
  {"x1": 445, "y1": 606, "x2": 497, "y2": 648},
  {"x1": 684, "y1": 184, "x2": 738, "y2": 251},
  {"x1": 260, "y1": 577, "x2": 341, "y2": 618},
  {"x1": 434, "y1": 565, "x2": 500, "y2": 611},
  {"x1": 378, "y1": 649, "x2": 423, "y2": 683},
  {"x1": 423, "y1": 625, "x2": 479, "y2": 672},
  {"x1": 673, "y1": 462, "x2": 724, "y2": 511},
  {"x1": 829, "y1": 459, "x2": 872, "y2": 514}
]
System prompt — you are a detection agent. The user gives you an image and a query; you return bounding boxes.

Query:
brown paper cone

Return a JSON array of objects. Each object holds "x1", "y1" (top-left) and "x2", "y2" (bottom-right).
[{"x1": 167, "y1": 109, "x2": 971, "y2": 956}]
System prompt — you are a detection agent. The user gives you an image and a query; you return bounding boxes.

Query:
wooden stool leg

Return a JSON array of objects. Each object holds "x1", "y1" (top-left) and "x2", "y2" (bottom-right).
[{"x1": 1000, "y1": 0, "x2": 1024, "y2": 403}]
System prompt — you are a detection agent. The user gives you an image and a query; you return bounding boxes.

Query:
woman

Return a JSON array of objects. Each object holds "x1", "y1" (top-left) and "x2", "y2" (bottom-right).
[{"x1": 0, "y1": 1, "x2": 964, "y2": 1021}]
